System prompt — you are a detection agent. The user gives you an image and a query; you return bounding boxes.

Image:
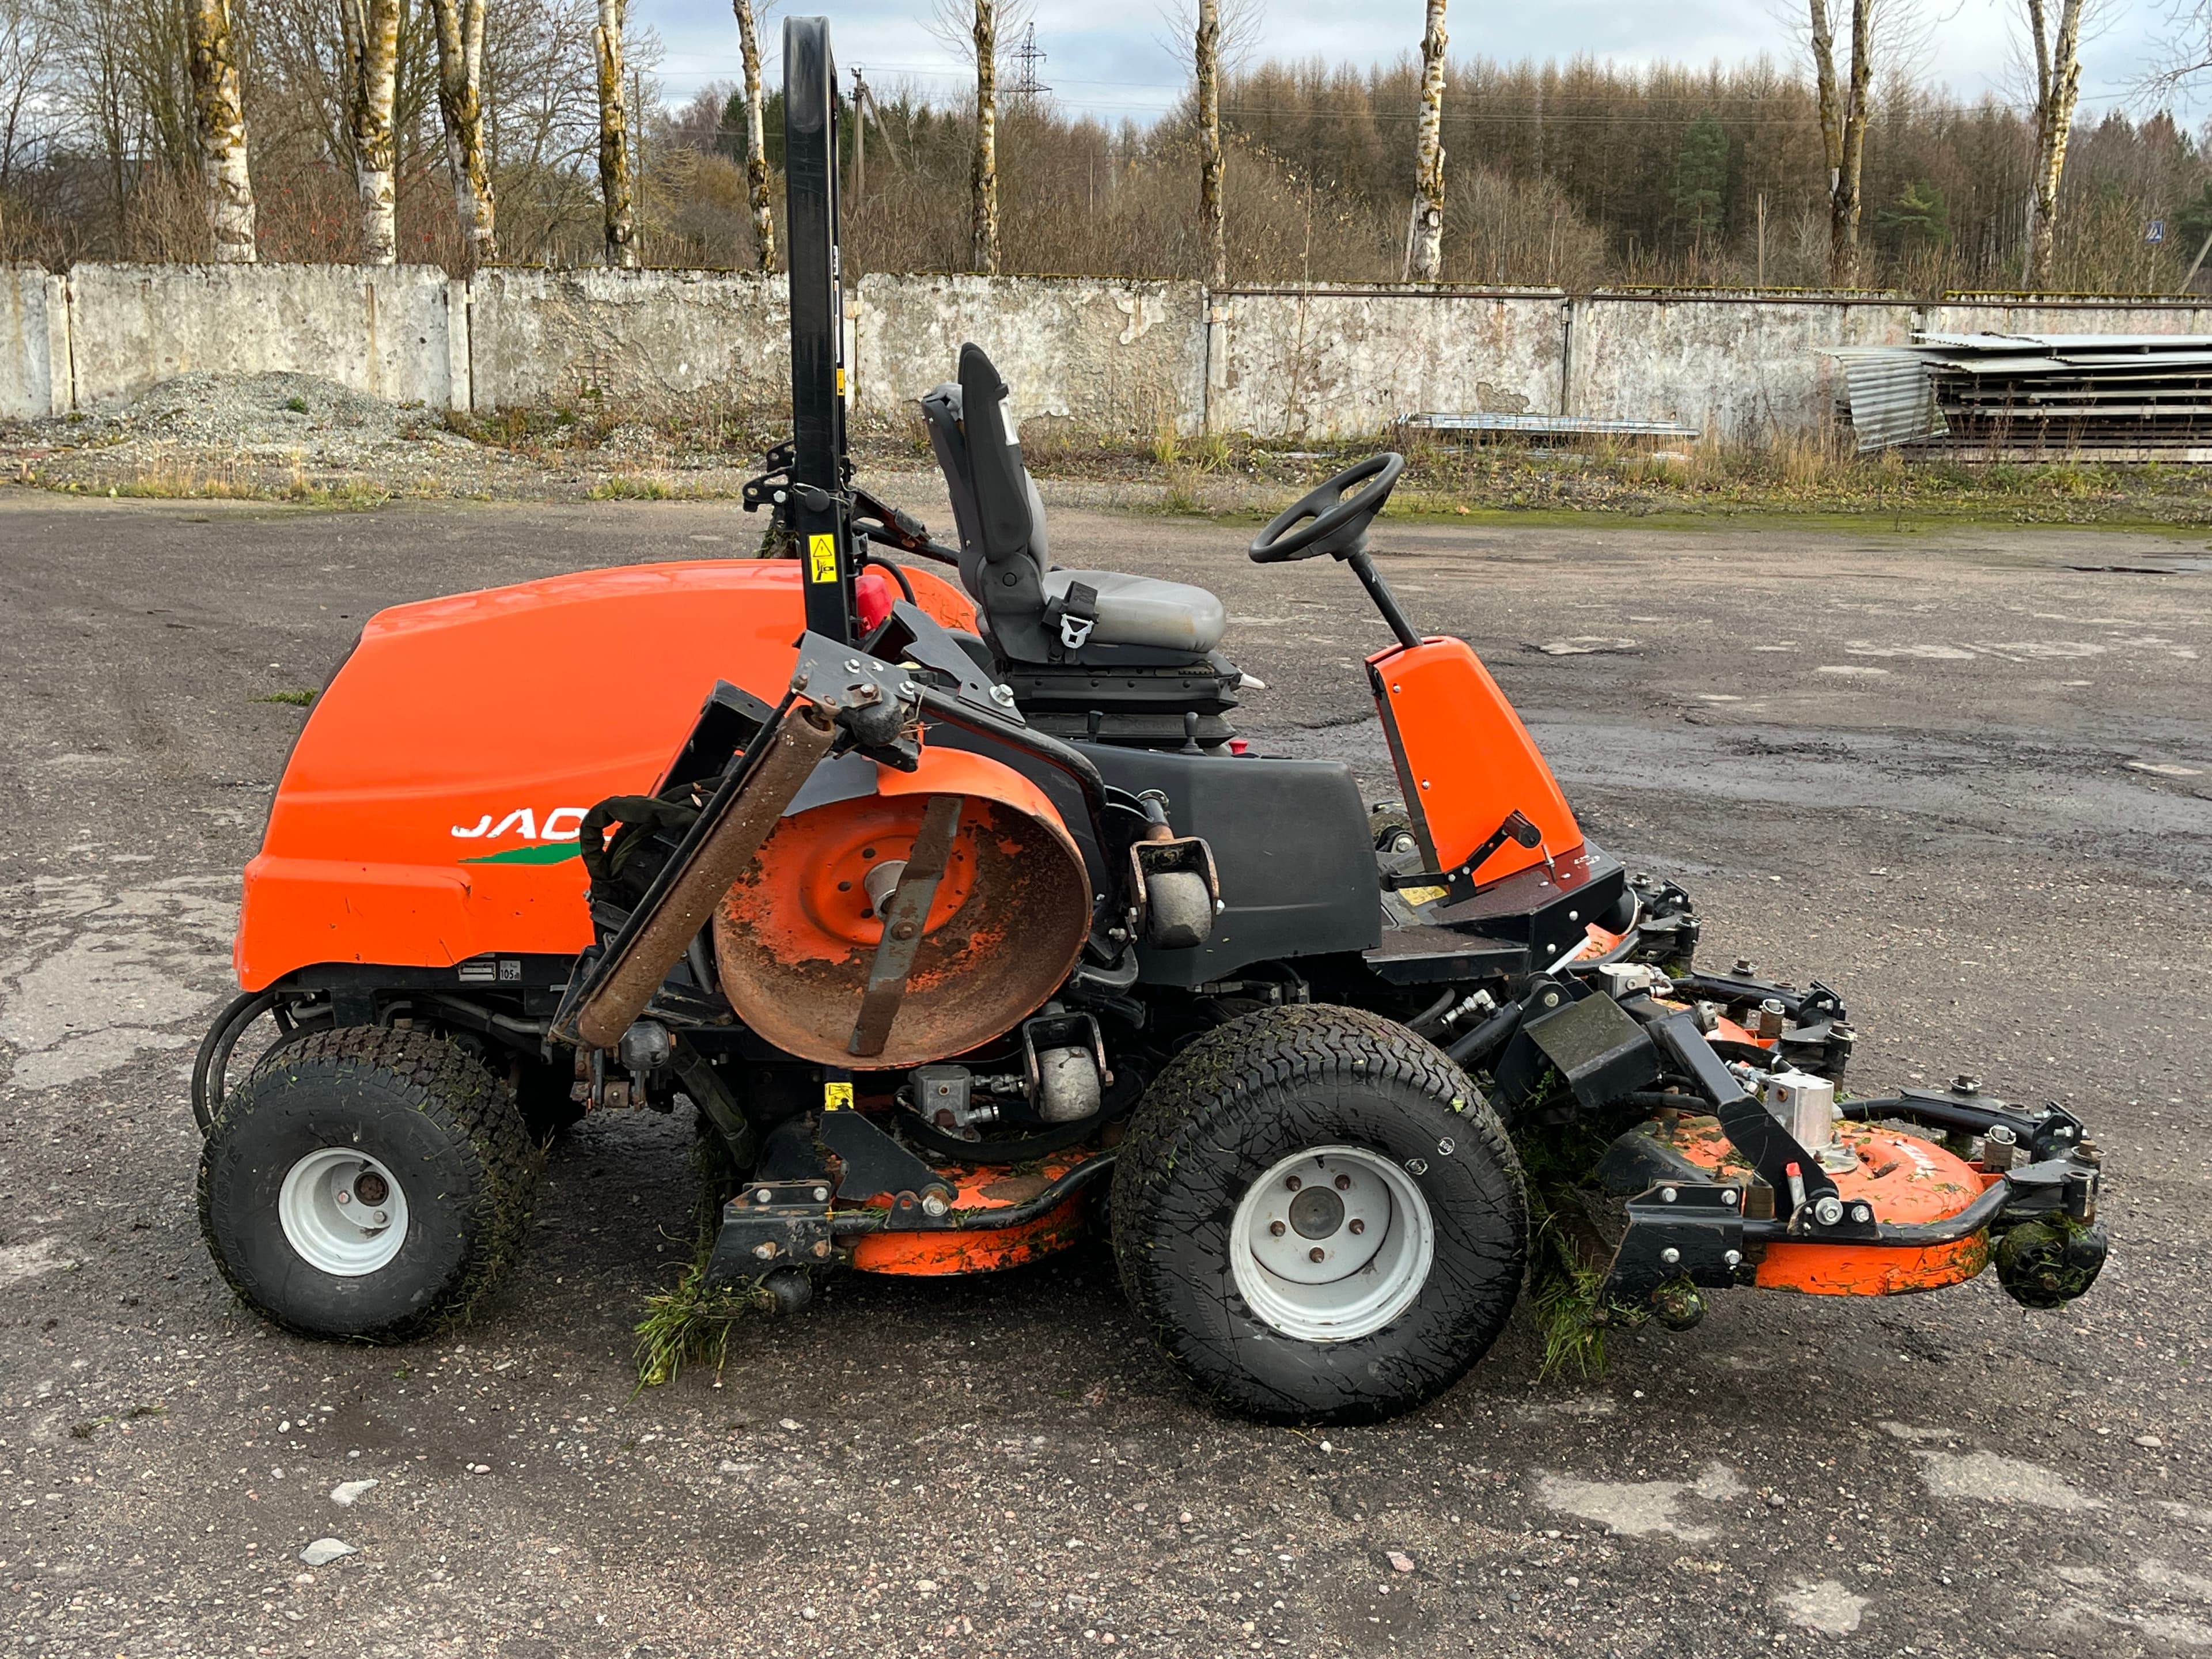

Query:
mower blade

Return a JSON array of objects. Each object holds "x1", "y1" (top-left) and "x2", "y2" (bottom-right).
[
  {"x1": 562, "y1": 701, "x2": 838, "y2": 1050},
  {"x1": 848, "y1": 794, "x2": 964, "y2": 1058}
]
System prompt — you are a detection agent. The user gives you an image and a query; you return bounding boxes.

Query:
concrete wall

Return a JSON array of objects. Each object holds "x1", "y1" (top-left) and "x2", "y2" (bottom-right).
[
  {"x1": 854, "y1": 274, "x2": 1206, "y2": 435},
  {"x1": 468, "y1": 267, "x2": 790, "y2": 412},
  {"x1": 1569, "y1": 291, "x2": 1918, "y2": 444},
  {"x1": 1211, "y1": 286, "x2": 1566, "y2": 438},
  {"x1": 31, "y1": 261, "x2": 2212, "y2": 443},
  {"x1": 65, "y1": 263, "x2": 459, "y2": 412},
  {"x1": 0, "y1": 267, "x2": 67, "y2": 418},
  {"x1": 1923, "y1": 295, "x2": 2212, "y2": 338}
]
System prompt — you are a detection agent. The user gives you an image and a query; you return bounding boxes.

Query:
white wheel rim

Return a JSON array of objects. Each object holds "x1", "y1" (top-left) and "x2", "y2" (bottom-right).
[
  {"x1": 278, "y1": 1149, "x2": 410, "y2": 1276},
  {"x1": 1229, "y1": 1145, "x2": 1435, "y2": 1342}
]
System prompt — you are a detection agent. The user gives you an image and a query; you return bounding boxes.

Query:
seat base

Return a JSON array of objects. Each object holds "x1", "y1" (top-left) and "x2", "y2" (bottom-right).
[
  {"x1": 1003, "y1": 654, "x2": 1242, "y2": 750},
  {"x1": 1041, "y1": 569, "x2": 1228, "y2": 656}
]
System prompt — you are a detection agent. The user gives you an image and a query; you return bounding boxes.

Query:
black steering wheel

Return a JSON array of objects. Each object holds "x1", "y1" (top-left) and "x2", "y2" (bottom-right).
[{"x1": 1249, "y1": 452, "x2": 1405, "y2": 563}]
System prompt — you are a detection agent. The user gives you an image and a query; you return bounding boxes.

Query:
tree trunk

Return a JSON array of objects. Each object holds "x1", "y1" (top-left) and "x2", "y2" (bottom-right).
[
  {"x1": 2027, "y1": 0, "x2": 2086, "y2": 291},
  {"x1": 1832, "y1": 0, "x2": 1873, "y2": 285},
  {"x1": 185, "y1": 0, "x2": 256, "y2": 262},
  {"x1": 594, "y1": 0, "x2": 636, "y2": 268},
  {"x1": 971, "y1": 0, "x2": 999, "y2": 275},
  {"x1": 1195, "y1": 0, "x2": 1225, "y2": 289},
  {"x1": 339, "y1": 0, "x2": 400, "y2": 265},
  {"x1": 1410, "y1": 0, "x2": 1448, "y2": 281},
  {"x1": 1808, "y1": 0, "x2": 1873, "y2": 286},
  {"x1": 733, "y1": 0, "x2": 774, "y2": 271},
  {"x1": 430, "y1": 0, "x2": 498, "y2": 263}
]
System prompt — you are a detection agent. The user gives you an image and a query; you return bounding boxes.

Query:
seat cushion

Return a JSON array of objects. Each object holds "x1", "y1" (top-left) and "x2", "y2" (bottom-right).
[{"x1": 1041, "y1": 569, "x2": 1227, "y2": 654}]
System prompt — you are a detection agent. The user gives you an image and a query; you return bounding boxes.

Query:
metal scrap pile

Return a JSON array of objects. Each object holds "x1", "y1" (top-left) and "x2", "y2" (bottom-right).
[{"x1": 1830, "y1": 332, "x2": 2212, "y2": 460}]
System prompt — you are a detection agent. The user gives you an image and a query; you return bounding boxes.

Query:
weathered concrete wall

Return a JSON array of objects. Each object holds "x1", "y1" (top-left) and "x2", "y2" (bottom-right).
[
  {"x1": 854, "y1": 274, "x2": 1206, "y2": 435},
  {"x1": 1212, "y1": 286, "x2": 1567, "y2": 438},
  {"x1": 1923, "y1": 295, "x2": 2212, "y2": 337},
  {"x1": 38, "y1": 262, "x2": 2212, "y2": 442},
  {"x1": 65, "y1": 263, "x2": 457, "y2": 412},
  {"x1": 1567, "y1": 291, "x2": 1918, "y2": 443},
  {"x1": 0, "y1": 267, "x2": 67, "y2": 418},
  {"x1": 467, "y1": 267, "x2": 790, "y2": 412}
]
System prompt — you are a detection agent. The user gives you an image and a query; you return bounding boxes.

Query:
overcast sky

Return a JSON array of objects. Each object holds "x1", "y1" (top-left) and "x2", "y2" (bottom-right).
[{"x1": 630, "y1": 1, "x2": 2202, "y2": 124}]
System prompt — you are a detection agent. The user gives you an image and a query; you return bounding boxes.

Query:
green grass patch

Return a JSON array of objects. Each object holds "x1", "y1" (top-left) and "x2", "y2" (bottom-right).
[
  {"x1": 257, "y1": 689, "x2": 316, "y2": 707},
  {"x1": 632, "y1": 1115, "x2": 767, "y2": 1391}
]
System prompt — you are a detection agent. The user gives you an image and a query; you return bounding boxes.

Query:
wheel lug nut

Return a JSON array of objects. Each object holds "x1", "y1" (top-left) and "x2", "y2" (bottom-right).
[
  {"x1": 1284, "y1": 1176, "x2": 1301, "y2": 1191},
  {"x1": 372, "y1": 1211, "x2": 388, "y2": 1225},
  {"x1": 1268, "y1": 1221, "x2": 1286, "y2": 1237},
  {"x1": 1308, "y1": 1247, "x2": 1325, "y2": 1263},
  {"x1": 335, "y1": 1191, "x2": 350, "y2": 1205},
  {"x1": 1349, "y1": 1218, "x2": 1365, "y2": 1234},
  {"x1": 1334, "y1": 1174, "x2": 1351, "y2": 1191}
]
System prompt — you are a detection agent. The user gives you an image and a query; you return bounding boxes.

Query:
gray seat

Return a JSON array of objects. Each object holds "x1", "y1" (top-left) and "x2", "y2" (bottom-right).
[
  {"x1": 921, "y1": 343, "x2": 1229, "y2": 666},
  {"x1": 1043, "y1": 569, "x2": 1226, "y2": 654}
]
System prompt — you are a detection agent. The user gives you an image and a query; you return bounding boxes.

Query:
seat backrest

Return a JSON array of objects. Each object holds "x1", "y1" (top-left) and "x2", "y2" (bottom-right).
[{"x1": 918, "y1": 344, "x2": 1052, "y2": 661}]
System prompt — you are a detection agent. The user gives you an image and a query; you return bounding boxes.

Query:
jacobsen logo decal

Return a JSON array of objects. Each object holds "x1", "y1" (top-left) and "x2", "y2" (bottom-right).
[{"x1": 452, "y1": 806, "x2": 589, "y2": 866}]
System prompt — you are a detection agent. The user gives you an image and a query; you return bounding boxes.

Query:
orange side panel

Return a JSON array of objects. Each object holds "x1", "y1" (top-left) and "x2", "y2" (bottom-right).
[
  {"x1": 236, "y1": 560, "x2": 978, "y2": 991},
  {"x1": 1368, "y1": 637, "x2": 1581, "y2": 884}
]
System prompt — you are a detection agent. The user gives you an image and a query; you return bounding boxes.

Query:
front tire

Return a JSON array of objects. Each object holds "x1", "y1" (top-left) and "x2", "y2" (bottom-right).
[
  {"x1": 1111, "y1": 1004, "x2": 1527, "y2": 1424},
  {"x1": 198, "y1": 1027, "x2": 538, "y2": 1342}
]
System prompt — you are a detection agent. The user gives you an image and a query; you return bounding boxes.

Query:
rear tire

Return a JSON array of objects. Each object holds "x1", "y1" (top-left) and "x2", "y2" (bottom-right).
[
  {"x1": 1111, "y1": 1004, "x2": 1527, "y2": 1424},
  {"x1": 198, "y1": 1027, "x2": 538, "y2": 1342}
]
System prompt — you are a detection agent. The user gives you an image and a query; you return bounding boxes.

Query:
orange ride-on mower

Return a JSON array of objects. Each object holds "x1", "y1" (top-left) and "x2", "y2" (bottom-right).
[{"x1": 193, "y1": 18, "x2": 2108, "y2": 1424}]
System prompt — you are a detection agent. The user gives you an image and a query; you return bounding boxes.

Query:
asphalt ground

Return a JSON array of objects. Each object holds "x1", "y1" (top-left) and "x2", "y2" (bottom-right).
[{"x1": 2, "y1": 488, "x2": 2209, "y2": 1659}]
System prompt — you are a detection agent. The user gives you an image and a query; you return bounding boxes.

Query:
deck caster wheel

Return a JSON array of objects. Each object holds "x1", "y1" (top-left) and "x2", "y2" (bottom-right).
[
  {"x1": 198, "y1": 1027, "x2": 537, "y2": 1342},
  {"x1": 1995, "y1": 1213, "x2": 2108, "y2": 1310},
  {"x1": 1112, "y1": 1005, "x2": 1527, "y2": 1425},
  {"x1": 760, "y1": 1267, "x2": 815, "y2": 1315}
]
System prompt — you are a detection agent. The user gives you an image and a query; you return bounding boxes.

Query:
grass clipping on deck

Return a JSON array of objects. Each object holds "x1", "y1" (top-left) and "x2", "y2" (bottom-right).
[
  {"x1": 632, "y1": 1117, "x2": 770, "y2": 1391},
  {"x1": 1515, "y1": 1115, "x2": 1626, "y2": 1380}
]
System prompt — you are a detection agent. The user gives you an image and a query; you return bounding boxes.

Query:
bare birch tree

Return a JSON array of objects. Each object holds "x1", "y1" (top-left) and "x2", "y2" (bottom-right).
[
  {"x1": 1805, "y1": 0, "x2": 1874, "y2": 284},
  {"x1": 430, "y1": 0, "x2": 498, "y2": 262},
  {"x1": 1194, "y1": 0, "x2": 1224, "y2": 288},
  {"x1": 338, "y1": 0, "x2": 400, "y2": 263},
  {"x1": 2024, "y1": 0, "x2": 2088, "y2": 290},
  {"x1": 185, "y1": 0, "x2": 256, "y2": 260},
  {"x1": 971, "y1": 0, "x2": 998, "y2": 274},
  {"x1": 593, "y1": 0, "x2": 636, "y2": 266},
  {"x1": 1409, "y1": 0, "x2": 1448, "y2": 281},
  {"x1": 733, "y1": 0, "x2": 774, "y2": 270}
]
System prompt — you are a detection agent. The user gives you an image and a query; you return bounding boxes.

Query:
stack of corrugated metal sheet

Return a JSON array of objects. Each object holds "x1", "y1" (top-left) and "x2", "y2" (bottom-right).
[{"x1": 1829, "y1": 333, "x2": 2212, "y2": 460}]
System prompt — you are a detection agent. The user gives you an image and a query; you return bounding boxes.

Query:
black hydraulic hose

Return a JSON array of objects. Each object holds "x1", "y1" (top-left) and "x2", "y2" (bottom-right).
[
  {"x1": 1446, "y1": 997, "x2": 1524, "y2": 1068},
  {"x1": 1405, "y1": 987, "x2": 1459, "y2": 1036},
  {"x1": 916, "y1": 683, "x2": 1111, "y2": 828},
  {"x1": 863, "y1": 555, "x2": 917, "y2": 604},
  {"x1": 829, "y1": 1150, "x2": 1119, "y2": 1235}
]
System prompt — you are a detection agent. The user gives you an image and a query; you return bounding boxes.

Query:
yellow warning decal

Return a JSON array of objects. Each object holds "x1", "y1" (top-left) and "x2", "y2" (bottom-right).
[
  {"x1": 823, "y1": 1081, "x2": 853, "y2": 1112},
  {"x1": 807, "y1": 533, "x2": 838, "y2": 583},
  {"x1": 835, "y1": 366, "x2": 846, "y2": 395},
  {"x1": 1399, "y1": 884, "x2": 1448, "y2": 908}
]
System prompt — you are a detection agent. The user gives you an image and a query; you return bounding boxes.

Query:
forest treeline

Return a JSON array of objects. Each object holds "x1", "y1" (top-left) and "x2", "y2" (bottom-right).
[{"x1": 3, "y1": 0, "x2": 2207, "y2": 295}]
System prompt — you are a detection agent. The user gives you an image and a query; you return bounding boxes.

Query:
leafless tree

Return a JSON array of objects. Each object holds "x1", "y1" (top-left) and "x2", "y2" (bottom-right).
[
  {"x1": 732, "y1": 0, "x2": 774, "y2": 270},
  {"x1": 1805, "y1": 0, "x2": 1873, "y2": 284},
  {"x1": 0, "y1": 0, "x2": 51, "y2": 190},
  {"x1": 593, "y1": 0, "x2": 634, "y2": 264},
  {"x1": 429, "y1": 0, "x2": 498, "y2": 261},
  {"x1": 2022, "y1": 1, "x2": 2093, "y2": 289},
  {"x1": 1409, "y1": 0, "x2": 1449, "y2": 281},
  {"x1": 970, "y1": 0, "x2": 998, "y2": 272},
  {"x1": 1194, "y1": 0, "x2": 1223, "y2": 287},
  {"x1": 338, "y1": 0, "x2": 400, "y2": 262},
  {"x1": 186, "y1": 0, "x2": 256, "y2": 259}
]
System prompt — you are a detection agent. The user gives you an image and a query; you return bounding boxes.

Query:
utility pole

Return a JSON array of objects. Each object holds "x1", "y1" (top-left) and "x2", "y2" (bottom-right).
[
  {"x1": 1757, "y1": 192, "x2": 1767, "y2": 287},
  {"x1": 852, "y1": 68, "x2": 866, "y2": 199},
  {"x1": 1009, "y1": 22, "x2": 1049, "y2": 98}
]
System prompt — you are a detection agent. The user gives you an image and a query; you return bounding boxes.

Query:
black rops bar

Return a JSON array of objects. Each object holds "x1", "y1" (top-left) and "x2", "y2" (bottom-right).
[{"x1": 783, "y1": 16, "x2": 853, "y2": 646}]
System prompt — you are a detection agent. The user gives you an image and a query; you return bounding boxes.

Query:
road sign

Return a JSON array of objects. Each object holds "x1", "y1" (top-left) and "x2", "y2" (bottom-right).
[{"x1": 2149, "y1": 219, "x2": 2168, "y2": 244}]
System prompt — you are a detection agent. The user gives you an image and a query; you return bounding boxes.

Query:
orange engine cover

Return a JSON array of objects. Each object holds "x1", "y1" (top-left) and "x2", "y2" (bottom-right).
[
  {"x1": 234, "y1": 559, "x2": 977, "y2": 990},
  {"x1": 1367, "y1": 635, "x2": 1582, "y2": 885}
]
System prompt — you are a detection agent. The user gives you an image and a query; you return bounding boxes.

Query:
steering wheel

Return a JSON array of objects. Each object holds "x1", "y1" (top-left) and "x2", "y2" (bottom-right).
[{"x1": 1249, "y1": 452, "x2": 1405, "y2": 563}]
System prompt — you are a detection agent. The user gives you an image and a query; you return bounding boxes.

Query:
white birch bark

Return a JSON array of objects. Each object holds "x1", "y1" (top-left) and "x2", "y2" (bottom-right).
[
  {"x1": 186, "y1": 0, "x2": 256, "y2": 262},
  {"x1": 1410, "y1": 0, "x2": 1448, "y2": 281}
]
